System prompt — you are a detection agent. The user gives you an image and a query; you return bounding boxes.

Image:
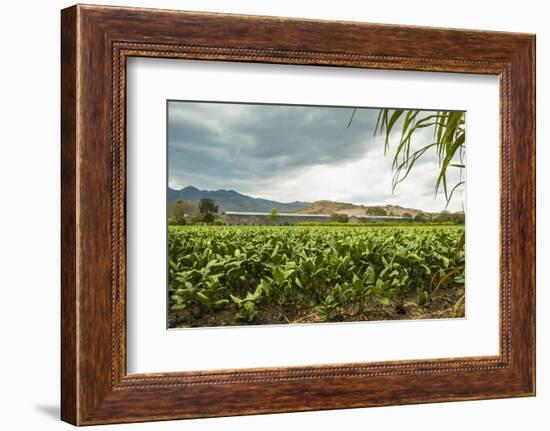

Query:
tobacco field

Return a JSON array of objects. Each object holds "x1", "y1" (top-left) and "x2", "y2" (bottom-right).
[{"x1": 168, "y1": 225, "x2": 465, "y2": 327}]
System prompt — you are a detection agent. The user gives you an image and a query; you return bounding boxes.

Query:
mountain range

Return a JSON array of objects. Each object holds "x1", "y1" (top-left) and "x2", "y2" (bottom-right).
[
  {"x1": 168, "y1": 186, "x2": 429, "y2": 216},
  {"x1": 168, "y1": 186, "x2": 310, "y2": 213}
]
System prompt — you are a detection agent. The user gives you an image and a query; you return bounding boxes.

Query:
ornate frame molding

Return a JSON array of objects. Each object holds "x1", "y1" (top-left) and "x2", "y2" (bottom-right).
[{"x1": 61, "y1": 5, "x2": 535, "y2": 425}]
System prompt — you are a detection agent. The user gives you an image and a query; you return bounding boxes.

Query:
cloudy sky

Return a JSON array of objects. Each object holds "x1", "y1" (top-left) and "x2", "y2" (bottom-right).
[{"x1": 168, "y1": 101, "x2": 464, "y2": 213}]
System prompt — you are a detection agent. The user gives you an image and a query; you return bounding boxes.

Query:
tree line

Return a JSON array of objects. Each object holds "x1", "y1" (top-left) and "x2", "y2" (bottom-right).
[
  {"x1": 168, "y1": 198, "x2": 221, "y2": 225},
  {"x1": 169, "y1": 198, "x2": 464, "y2": 227}
]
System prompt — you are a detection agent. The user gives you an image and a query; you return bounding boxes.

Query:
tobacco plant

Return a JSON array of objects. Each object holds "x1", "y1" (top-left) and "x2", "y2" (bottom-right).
[{"x1": 168, "y1": 225, "x2": 465, "y2": 326}]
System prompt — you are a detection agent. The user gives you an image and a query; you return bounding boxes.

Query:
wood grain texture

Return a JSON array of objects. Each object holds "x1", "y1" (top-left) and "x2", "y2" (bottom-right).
[
  {"x1": 60, "y1": 5, "x2": 78, "y2": 425},
  {"x1": 60, "y1": 4, "x2": 536, "y2": 425}
]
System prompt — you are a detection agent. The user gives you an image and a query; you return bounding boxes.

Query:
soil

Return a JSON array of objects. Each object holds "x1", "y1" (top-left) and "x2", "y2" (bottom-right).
[{"x1": 168, "y1": 285, "x2": 465, "y2": 329}]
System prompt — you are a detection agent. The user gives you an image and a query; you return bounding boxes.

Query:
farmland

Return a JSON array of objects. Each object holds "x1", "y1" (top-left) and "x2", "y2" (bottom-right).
[{"x1": 168, "y1": 225, "x2": 465, "y2": 328}]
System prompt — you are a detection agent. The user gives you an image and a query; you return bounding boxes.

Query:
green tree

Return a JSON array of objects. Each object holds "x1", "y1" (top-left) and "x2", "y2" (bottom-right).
[
  {"x1": 168, "y1": 199, "x2": 199, "y2": 225},
  {"x1": 330, "y1": 213, "x2": 349, "y2": 223},
  {"x1": 365, "y1": 207, "x2": 387, "y2": 216},
  {"x1": 198, "y1": 198, "x2": 219, "y2": 224},
  {"x1": 433, "y1": 210, "x2": 452, "y2": 223},
  {"x1": 268, "y1": 208, "x2": 278, "y2": 221},
  {"x1": 402, "y1": 212, "x2": 412, "y2": 219},
  {"x1": 414, "y1": 213, "x2": 428, "y2": 222},
  {"x1": 451, "y1": 212, "x2": 465, "y2": 225}
]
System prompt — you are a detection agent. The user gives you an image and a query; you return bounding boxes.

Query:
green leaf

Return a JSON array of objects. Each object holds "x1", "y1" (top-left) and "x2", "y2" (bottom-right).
[{"x1": 229, "y1": 294, "x2": 242, "y2": 305}]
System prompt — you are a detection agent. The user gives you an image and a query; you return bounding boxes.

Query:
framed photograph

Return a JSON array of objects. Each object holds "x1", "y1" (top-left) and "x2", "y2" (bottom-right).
[
  {"x1": 164, "y1": 100, "x2": 467, "y2": 329},
  {"x1": 61, "y1": 4, "x2": 535, "y2": 425}
]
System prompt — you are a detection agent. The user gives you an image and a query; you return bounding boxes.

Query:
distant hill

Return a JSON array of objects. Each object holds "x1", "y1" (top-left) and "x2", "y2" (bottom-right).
[
  {"x1": 295, "y1": 201, "x2": 426, "y2": 217},
  {"x1": 168, "y1": 186, "x2": 310, "y2": 213},
  {"x1": 168, "y1": 186, "x2": 430, "y2": 216}
]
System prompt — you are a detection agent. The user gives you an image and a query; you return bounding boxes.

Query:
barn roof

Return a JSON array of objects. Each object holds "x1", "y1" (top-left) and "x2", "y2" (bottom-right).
[
  {"x1": 222, "y1": 211, "x2": 407, "y2": 220},
  {"x1": 350, "y1": 215, "x2": 406, "y2": 220},
  {"x1": 222, "y1": 211, "x2": 331, "y2": 218}
]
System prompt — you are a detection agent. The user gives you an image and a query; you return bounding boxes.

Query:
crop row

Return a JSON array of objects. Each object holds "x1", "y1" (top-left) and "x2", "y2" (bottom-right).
[{"x1": 168, "y1": 226, "x2": 465, "y2": 326}]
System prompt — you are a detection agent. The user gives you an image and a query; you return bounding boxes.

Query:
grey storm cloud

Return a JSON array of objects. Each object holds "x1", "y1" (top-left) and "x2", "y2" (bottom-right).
[
  {"x1": 167, "y1": 100, "x2": 464, "y2": 212},
  {"x1": 168, "y1": 101, "x2": 378, "y2": 188}
]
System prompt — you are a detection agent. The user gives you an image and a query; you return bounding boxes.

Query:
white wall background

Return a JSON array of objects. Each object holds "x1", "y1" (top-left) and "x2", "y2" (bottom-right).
[{"x1": 0, "y1": 0, "x2": 546, "y2": 429}]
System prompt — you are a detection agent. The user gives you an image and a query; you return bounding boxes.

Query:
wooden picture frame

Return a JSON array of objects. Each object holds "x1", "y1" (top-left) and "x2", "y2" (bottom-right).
[{"x1": 61, "y1": 4, "x2": 535, "y2": 425}]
